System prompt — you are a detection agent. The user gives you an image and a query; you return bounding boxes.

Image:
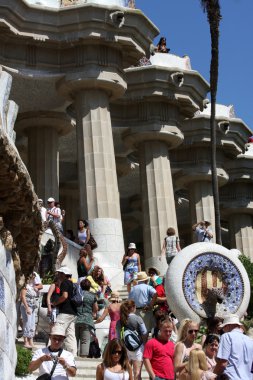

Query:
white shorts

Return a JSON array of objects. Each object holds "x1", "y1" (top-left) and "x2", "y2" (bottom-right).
[{"x1": 126, "y1": 344, "x2": 144, "y2": 362}]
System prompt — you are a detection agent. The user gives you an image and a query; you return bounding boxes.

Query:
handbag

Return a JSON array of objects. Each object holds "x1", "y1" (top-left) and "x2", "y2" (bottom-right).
[
  {"x1": 36, "y1": 375, "x2": 51, "y2": 380},
  {"x1": 87, "y1": 234, "x2": 98, "y2": 250},
  {"x1": 88, "y1": 340, "x2": 101, "y2": 358},
  {"x1": 36, "y1": 348, "x2": 63, "y2": 380},
  {"x1": 123, "y1": 259, "x2": 128, "y2": 271}
]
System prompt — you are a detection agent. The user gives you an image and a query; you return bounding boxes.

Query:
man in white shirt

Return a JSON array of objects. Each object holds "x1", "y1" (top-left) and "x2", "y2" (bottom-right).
[
  {"x1": 47, "y1": 197, "x2": 63, "y2": 232},
  {"x1": 29, "y1": 324, "x2": 76, "y2": 379},
  {"x1": 214, "y1": 314, "x2": 253, "y2": 380}
]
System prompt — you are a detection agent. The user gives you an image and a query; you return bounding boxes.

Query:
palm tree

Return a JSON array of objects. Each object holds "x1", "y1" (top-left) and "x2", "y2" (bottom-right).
[{"x1": 200, "y1": 0, "x2": 222, "y2": 244}]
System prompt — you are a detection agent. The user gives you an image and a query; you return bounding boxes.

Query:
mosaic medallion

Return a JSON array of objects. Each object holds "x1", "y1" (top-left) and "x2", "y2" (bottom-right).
[{"x1": 183, "y1": 253, "x2": 244, "y2": 316}]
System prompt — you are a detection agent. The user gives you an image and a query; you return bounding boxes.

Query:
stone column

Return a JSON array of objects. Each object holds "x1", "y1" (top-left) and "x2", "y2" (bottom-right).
[
  {"x1": 173, "y1": 147, "x2": 229, "y2": 244},
  {"x1": 27, "y1": 127, "x2": 59, "y2": 200},
  {"x1": 124, "y1": 124, "x2": 183, "y2": 274},
  {"x1": 73, "y1": 89, "x2": 124, "y2": 287},
  {"x1": 140, "y1": 141, "x2": 177, "y2": 261},
  {"x1": 228, "y1": 213, "x2": 253, "y2": 258},
  {"x1": 189, "y1": 181, "x2": 215, "y2": 238},
  {"x1": 60, "y1": 185, "x2": 80, "y2": 234},
  {"x1": 75, "y1": 90, "x2": 120, "y2": 220},
  {"x1": 221, "y1": 176, "x2": 253, "y2": 259},
  {"x1": 15, "y1": 112, "x2": 73, "y2": 202},
  {"x1": 56, "y1": 41, "x2": 128, "y2": 287}
]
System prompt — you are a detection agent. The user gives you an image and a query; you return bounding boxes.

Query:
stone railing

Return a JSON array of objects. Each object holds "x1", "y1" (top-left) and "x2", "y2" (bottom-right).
[
  {"x1": 150, "y1": 53, "x2": 192, "y2": 70},
  {"x1": 22, "y1": 0, "x2": 135, "y2": 8}
]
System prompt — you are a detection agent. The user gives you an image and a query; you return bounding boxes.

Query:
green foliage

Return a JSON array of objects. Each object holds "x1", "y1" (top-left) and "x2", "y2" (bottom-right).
[
  {"x1": 239, "y1": 255, "x2": 253, "y2": 317},
  {"x1": 15, "y1": 345, "x2": 33, "y2": 376},
  {"x1": 42, "y1": 270, "x2": 55, "y2": 284}
]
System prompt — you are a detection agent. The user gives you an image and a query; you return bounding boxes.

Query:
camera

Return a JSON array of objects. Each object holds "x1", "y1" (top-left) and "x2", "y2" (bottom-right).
[{"x1": 50, "y1": 354, "x2": 58, "y2": 363}]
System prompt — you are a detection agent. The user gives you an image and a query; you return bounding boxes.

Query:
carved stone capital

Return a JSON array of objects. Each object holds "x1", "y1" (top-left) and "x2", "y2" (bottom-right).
[
  {"x1": 123, "y1": 123, "x2": 183, "y2": 151},
  {"x1": 15, "y1": 111, "x2": 73, "y2": 136},
  {"x1": 57, "y1": 69, "x2": 127, "y2": 101}
]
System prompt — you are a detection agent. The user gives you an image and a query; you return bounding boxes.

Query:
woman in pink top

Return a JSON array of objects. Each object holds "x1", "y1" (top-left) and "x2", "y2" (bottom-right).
[{"x1": 95, "y1": 291, "x2": 122, "y2": 340}]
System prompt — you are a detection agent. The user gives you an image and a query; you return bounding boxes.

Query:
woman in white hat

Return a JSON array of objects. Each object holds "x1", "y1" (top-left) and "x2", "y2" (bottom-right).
[
  {"x1": 122, "y1": 243, "x2": 141, "y2": 293},
  {"x1": 95, "y1": 291, "x2": 122, "y2": 341}
]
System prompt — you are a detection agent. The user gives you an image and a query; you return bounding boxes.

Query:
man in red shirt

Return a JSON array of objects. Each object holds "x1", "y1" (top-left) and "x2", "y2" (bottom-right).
[{"x1": 143, "y1": 320, "x2": 174, "y2": 380}]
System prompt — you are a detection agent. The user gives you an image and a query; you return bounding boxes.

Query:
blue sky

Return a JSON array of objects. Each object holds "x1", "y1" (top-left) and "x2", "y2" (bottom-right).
[{"x1": 136, "y1": 0, "x2": 253, "y2": 133}]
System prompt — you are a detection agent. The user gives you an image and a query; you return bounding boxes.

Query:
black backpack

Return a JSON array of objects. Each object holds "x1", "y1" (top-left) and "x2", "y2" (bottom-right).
[{"x1": 70, "y1": 283, "x2": 83, "y2": 307}]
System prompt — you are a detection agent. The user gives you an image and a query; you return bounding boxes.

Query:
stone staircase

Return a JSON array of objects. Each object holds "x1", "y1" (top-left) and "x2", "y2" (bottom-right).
[
  {"x1": 23, "y1": 341, "x2": 150, "y2": 380},
  {"x1": 117, "y1": 285, "x2": 128, "y2": 300}
]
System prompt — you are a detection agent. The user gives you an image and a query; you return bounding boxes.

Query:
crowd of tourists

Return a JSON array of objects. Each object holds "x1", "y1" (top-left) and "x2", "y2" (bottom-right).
[
  {"x1": 25, "y1": 262, "x2": 253, "y2": 380},
  {"x1": 18, "y1": 201, "x2": 253, "y2": 380}
]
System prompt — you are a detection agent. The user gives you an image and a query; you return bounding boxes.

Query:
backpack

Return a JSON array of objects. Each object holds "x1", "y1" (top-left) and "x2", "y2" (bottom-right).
[
  {"x1": 70, "y1": 283, "x2": 83, "y2": 307},
  {"x1": 120, "y1": 326, "x2": 142, "y2": 351}
]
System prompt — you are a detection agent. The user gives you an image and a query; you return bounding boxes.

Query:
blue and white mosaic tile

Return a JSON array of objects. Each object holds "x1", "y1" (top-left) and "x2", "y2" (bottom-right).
[
  {"x1": 0, "y1": 276, "x2": 5, "y2": 312},
  {"x1": 183, "y1": 253, "x2": 244, "y2": 315}
]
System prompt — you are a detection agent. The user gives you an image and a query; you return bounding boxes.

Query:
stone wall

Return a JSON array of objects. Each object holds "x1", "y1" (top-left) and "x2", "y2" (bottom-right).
[{"x1": 0, "y1": 239, "x2": 17, "y2": 380}]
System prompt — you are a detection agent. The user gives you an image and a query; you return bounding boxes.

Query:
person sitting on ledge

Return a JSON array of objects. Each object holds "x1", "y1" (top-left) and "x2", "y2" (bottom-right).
[{"x1": 156, "y1": 36, "x2": 170, "y2": 53}]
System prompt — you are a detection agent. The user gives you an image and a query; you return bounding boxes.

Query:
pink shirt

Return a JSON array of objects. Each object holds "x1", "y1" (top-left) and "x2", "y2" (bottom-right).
[{"x1": 143, "y1": 337, "x2": 174, "y2": 379}]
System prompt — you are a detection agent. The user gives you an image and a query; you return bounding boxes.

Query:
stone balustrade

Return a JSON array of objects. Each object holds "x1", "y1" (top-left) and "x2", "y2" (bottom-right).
[
  {"x1": 150, "y1": 52, "x2": 192, "y2": 70},
  {"x1": 22, "y1": 0, "x2": 133, "y2": 9}
]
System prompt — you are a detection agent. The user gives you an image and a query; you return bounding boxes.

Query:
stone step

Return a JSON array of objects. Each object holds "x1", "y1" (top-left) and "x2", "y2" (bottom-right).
[
  {"x1": 116, "y1": 285, "x2": 128, "y2": 300},
  {"x1": 30, "y1": 358, "x2": 149, "y2": 379}
]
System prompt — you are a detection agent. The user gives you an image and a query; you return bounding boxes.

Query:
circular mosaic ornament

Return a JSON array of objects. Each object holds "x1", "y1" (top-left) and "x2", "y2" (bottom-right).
[{"x1": 165, "y1": 242, "x2": 250, "y2": 322}]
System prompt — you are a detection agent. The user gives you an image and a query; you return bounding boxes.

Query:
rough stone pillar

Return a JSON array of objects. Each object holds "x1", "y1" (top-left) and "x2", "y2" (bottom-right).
[
  {"x1": 189, "y1": 181, "x2": 216, "y2": 241},
  {"x1": 139, "y1": 141, "x2": 177, "y2": 264},
  {"x1": 15, "y1": 112, "x2": 73, "y2": 202},
  {"x1": 228, "y1": 214, "x2": 253, "y2": 259},
  {"x1": 75, "y1": 89, "x2": 124, "y2": 287}
]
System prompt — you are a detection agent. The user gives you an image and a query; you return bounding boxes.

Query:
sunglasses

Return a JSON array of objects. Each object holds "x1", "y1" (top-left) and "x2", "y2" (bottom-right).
[
  {"x1": 188, "y1": 329, "x2": 199, "y2": 334},
  {"x1": 112, "y1": 350, "x2": 122, "y2": 355}
]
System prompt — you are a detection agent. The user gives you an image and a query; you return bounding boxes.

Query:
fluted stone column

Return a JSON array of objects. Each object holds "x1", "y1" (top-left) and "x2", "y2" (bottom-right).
[
  {"x1": 27, "y1": 127, "x2": 59, "y2": 200},
  {"x1": 75, "y1": 90, "x2": 121, "y2": 220},
  {"x1": 74, "y1": 89, "x2": 124, "y2": 286},
  {"x1": 189, "y1": 181, "x2": 215, "y2": 237},
  {"x1": 124, "y1": 123, "x2": 183, "y2": 274},
  {"x1": 228, "y1": 214, "x2": 253, "y2": 257},
  {"x1": 140, "y1": 141, "x2": 177, "y2": 261},
  {"x1": 15, "y1": 112, "x2": 73, "y2": 201},
  {"x1": 221, "y1": 158, "x2": 253, "y2": 259},
  {"x1": 60, "y1": 185, "x2": 79, "y2": 233}
]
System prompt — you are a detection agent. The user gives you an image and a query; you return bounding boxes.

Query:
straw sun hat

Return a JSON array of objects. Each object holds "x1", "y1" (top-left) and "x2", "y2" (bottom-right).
[{"x1": 109, "y1": 291, "x2": 122, "y2": 302}]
